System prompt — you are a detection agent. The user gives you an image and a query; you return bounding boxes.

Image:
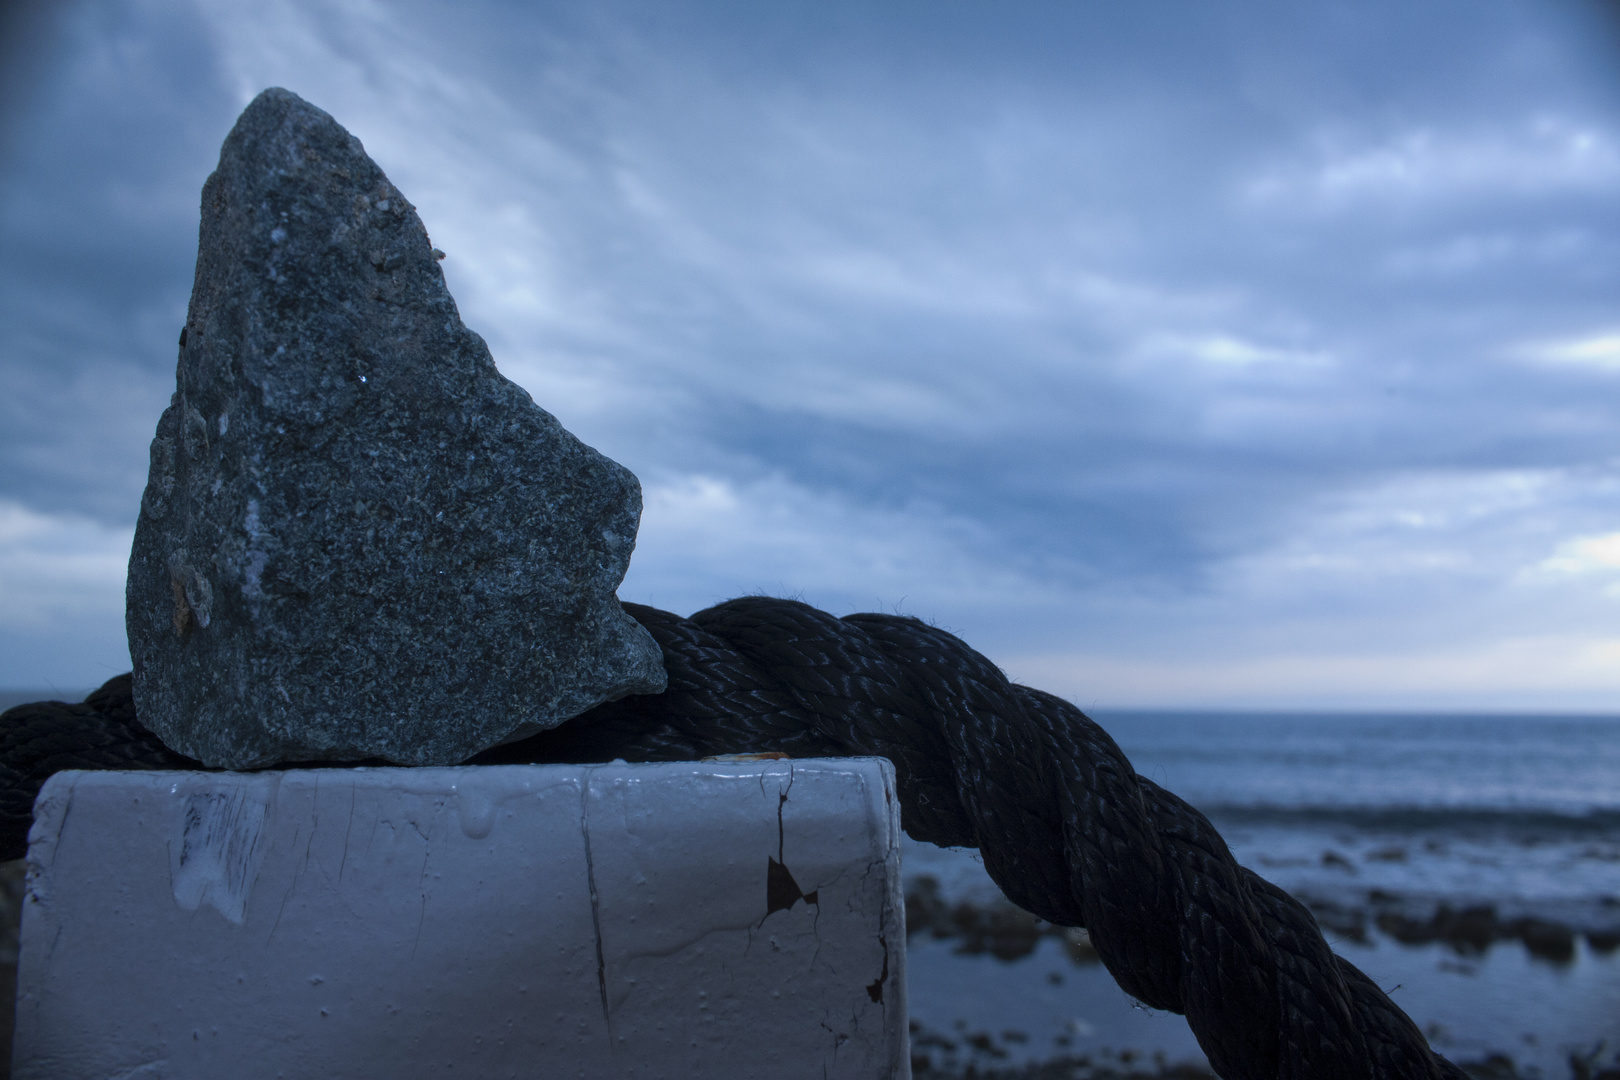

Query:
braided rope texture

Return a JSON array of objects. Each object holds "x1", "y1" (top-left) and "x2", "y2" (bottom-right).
[{"x1": 0, "y1": 597, "x2": 1465, "y2": 1080}]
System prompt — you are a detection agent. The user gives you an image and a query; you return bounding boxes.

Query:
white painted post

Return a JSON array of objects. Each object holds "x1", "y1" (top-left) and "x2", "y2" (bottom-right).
[{"x1": 13, "y1": 759, "x2": 908, "y2": 1079}]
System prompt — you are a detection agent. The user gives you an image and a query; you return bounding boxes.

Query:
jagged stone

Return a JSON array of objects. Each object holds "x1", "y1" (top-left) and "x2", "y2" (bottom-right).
[{"x1": 126, "y1": 88, "x2": 666, "y2": 769}]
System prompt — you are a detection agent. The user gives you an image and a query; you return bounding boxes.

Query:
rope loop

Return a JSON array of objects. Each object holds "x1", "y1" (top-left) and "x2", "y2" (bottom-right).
[{"x1": 0, "y1": 596, "x2": 1466, "y2": 1080}]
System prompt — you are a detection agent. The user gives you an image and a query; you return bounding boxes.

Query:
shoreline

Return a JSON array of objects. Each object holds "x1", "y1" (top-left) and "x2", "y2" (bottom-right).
[
  {"x1": 903, "y1": 873, "x2": 1620, "y2": 1080},
  {"x1": 905, "y1": 872, "x2": 1620, "y2": 967}
]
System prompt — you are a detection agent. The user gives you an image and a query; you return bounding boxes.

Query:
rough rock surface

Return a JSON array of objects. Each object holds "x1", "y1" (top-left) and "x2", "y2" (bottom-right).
[{"x1": 127, "y1": 88, "x2": 666, "y2": 769}]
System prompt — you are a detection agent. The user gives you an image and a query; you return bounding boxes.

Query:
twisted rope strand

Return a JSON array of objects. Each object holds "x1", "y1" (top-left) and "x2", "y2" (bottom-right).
[{"x1": 0, "y1": 597, "x2": 1466, "y2": 1080}]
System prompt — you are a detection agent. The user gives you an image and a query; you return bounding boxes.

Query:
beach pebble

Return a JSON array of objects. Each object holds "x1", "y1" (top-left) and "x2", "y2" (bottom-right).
[{"x1": 126, "y1": 88, "x2": 665, "y2": 769}]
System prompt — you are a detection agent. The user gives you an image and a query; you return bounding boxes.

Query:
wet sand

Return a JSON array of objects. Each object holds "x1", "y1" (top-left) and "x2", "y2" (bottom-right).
[{"x1": 902, "y1": 867, "x2": 1620, "y2": 1080}]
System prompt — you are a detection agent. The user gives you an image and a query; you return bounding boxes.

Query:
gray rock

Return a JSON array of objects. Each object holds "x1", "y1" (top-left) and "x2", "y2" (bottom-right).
[{"x1": 127, "y1": 87, "x2": 666, "y2": 770}]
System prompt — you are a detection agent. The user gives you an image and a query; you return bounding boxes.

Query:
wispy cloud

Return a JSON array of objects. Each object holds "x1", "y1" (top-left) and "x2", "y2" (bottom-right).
[
  {"x1": 1245, "y1": 117, "x2": 1620, "y2": 208},
  {"x1": 0, "y1": 500, "x2": 131, "y2": 627},
  {"x1": 1016, "y1": 634, "x2": 1620, "y2": 711},
  {"x1": 1137, "y1": 333, "x2": 1332, "y2": 370},
  {"x1": 0, "y1": 499, "x2": 132, "y2": 688},
  {"x1": 1517, "y1": 332, "x2": 1620, "y2": 372},
  {"x1": 1538, "y1": 532, "x2": 1620, "y2": 576}
]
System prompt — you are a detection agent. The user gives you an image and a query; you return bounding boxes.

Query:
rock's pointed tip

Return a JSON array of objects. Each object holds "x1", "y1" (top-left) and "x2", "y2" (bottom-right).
[
  {"x1": 238, "y1": 86, "x2": 312, "y2": 122},
  {"x1": 225, "y1": 87, "x2": 349, "y2": 156},
  {"x1": 207, "y1": 86, "x2": 373, "y2": 210}
]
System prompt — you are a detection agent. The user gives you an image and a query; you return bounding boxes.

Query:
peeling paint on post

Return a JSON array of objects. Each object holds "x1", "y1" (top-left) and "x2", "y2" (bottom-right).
[{"x1": 14, "y1": 760, "x2": 908, "y2": 1079}]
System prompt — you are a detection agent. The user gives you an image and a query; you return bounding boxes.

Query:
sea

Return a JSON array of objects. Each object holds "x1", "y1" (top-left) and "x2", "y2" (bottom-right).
[{"x1": 903, "y1": 710, "x2": 1620, "y2": 1079}]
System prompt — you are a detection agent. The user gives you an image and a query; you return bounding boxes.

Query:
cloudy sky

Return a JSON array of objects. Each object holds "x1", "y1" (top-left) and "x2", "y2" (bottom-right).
[{"x1": 1, "y1": 0, "x2": 1617, "y2": 708}]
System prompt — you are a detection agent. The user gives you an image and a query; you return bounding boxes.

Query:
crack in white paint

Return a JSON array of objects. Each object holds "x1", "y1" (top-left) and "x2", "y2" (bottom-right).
[{"x1": 579, "y1": 772, "x2": 614, "y2": 1044}]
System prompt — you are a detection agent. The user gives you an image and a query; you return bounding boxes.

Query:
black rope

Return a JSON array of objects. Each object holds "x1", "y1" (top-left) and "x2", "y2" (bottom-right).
[{"x1": 0, "y1": 597, "x2": 1465, "y2": 1080}]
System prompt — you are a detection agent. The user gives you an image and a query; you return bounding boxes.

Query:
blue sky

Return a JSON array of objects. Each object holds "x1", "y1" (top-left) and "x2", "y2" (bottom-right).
[{"x1": 1, "y1": 0, "x2": 1618, "y2": 708}]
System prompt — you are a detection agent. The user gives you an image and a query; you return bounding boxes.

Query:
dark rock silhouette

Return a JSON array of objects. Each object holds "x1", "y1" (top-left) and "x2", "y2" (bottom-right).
[{"x1": 127, "y1": 88, "x2": 664, "y2": 769}]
